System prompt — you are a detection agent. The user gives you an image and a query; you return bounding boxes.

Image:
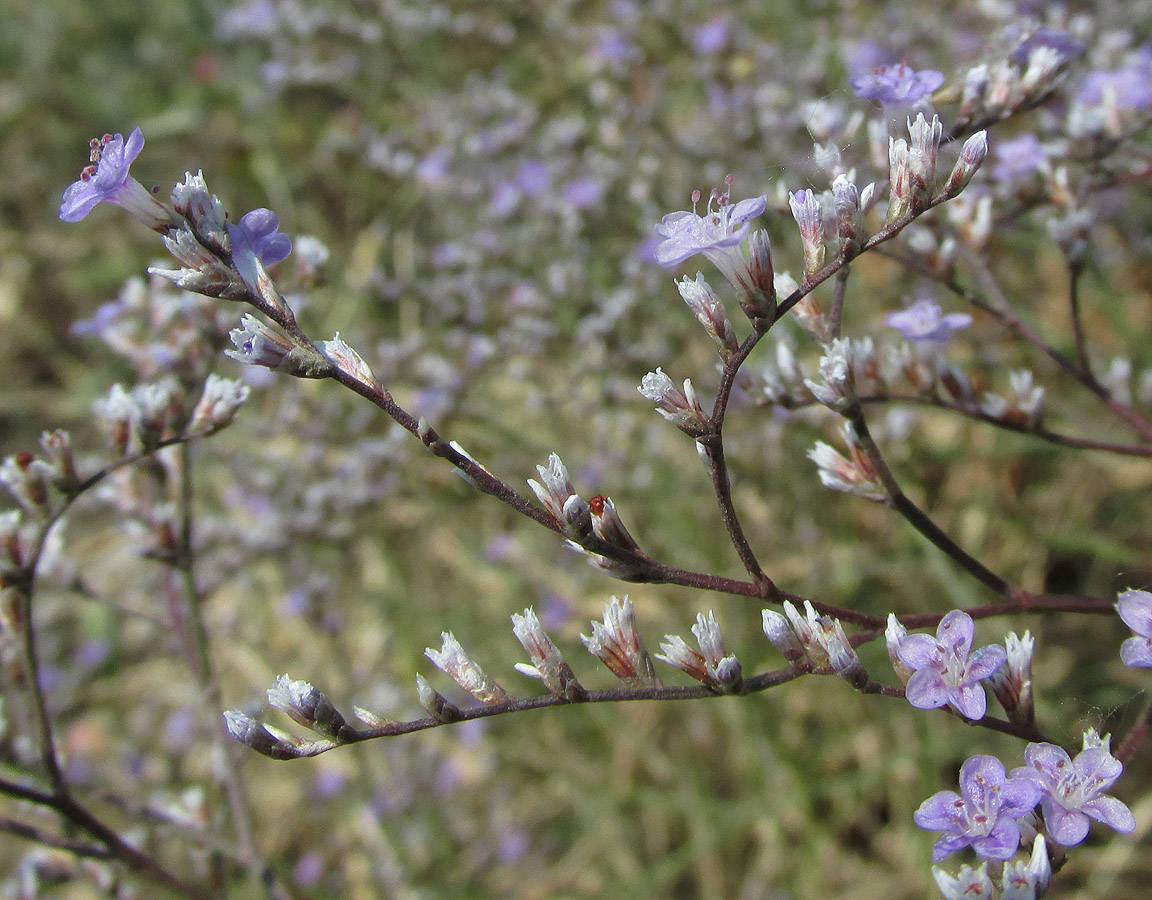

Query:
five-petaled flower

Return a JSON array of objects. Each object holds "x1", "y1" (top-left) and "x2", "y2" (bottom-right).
[
  {"x1": 914, "y1": 755, "x2": 1042, "y2": 862},
  {"x1": 1011, "y1": 730, "x2": 1135, "y2": 847},
  {"x1": 885, "y1": 298, "x2": 973, "y2": 342},
  {"x1": 59, "y1": 128, "x2": 171, "y2": 229},
  {"x1": 850, "y1": 62, "x2": 945, "y2": 105},
  {"x1": 896, "y1": 609, "x2": 1005, "y2": 719},
  {"x1": 1116, "y1": 588, "x2": 1152, "y2": 668},
  {"x1": 653, "y1": 188, "x2": 768, "y2": 295}
]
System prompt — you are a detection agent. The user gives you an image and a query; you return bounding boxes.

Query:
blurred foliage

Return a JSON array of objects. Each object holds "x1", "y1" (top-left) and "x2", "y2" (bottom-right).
[{"x1": 2, "y1": 0, "x2": 1152, "y2": 897}]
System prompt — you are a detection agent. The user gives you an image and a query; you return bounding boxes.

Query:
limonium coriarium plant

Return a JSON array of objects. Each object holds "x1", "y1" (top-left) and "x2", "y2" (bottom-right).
[{"x1": 4, "y1": 5, "x2": 1152, "y2": 898}]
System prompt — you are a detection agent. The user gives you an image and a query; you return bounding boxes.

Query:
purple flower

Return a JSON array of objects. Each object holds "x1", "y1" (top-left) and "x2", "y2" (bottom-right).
[
  {"x1": 1011, "y1": 732, "x2": 1135, "y2": 846},
  {"x1": 691, "y1": 18, "x2": 730, "y2": 55},
  {"x1": 885, "y1": 299, "x2": 972, "y2": 342},
  {"x1": 1012, "y1": 28, "x2": 1084, "y2": 66},
  {"x1": 515, "y1": 159, "x2": 552, "y2": 196},
  {"x1": 850, "y1": 62, "x2": 945, "y2": 105},
  {"x1": 1079, "y1": 48, "x2": 1152, "y2": 111},
  {"x1": 915, "y1": 755, "x2": 1042, "y2": 862},
  {"x1": 654, "y1": 192, "x2": 766, "y2": 268},
  {"x1": 1117, "y1": 589, "x2": 1152, "y2": 667},
  {"x1": 60, "y1": 128, "x2": 171, "y2": 228},
  {"x1": 226, "y1": 208, "x2": 292, "y2": 266},
  {"x1": 991, "y1": 133, "x2": 1047, "y2": 183},
  {"x1": 896, "y1": 610, "x2": 1005, "y2": 719},
  {"x1": 562, "y1": 177, "x2": 605, "y2": 209}
]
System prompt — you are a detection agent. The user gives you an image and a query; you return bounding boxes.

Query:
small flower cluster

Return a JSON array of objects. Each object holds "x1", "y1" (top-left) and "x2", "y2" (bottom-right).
[
  {"x1": 918, "y1": 730, "x2": 1134, "y2": 871},
  {"x1": 527, "y1": 453, "x2": 656, "y2": 581}
]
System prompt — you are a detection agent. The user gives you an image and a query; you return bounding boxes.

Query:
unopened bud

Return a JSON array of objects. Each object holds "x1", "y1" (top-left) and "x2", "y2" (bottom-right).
[
  {"x1": 266, "y1": 674, "x2": 354, "y2": 742},
  {"x1": 942, "y1": 131, "x2": 989, "y2": 199},
  {"x1": 416, "y1": 674, "x2": 461, "y2": 723}
]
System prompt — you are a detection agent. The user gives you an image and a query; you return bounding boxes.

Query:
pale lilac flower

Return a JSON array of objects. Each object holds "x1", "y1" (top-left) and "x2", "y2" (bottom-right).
[
  {"x1": 897, "y1": 610, "x2": 1005, "y2": 719},
  {"x1": 515, "y1": 159, "x2": 552, "y2": 195},
  {"x1": 885, "y1": 299, "x2": 972, "y2": 342},
  {"x1": 653, "y1": 189, "x2": 768, "y2": 291},
  {"x1": 60, "y1": 128, "x2": 171, "y2": 228},
  {"x1": 1116, "y1": 589, "x2": 1152, "y2": 667},
  {"x1": 1079, "y1": 48, "x2": 1152, "y2": 111},
  {"x1": 561, "y1": 177, "x2": 604, "y2": 209},
  {"x1": 914, "y1": 755, "x2": 1042, "y2": 862},
  {"x1": 227, "y1": 208, "x2": 292, "y2": 266},
  {"x1": 850, "y1": 62, "x2": 944, "y2": 105},
  {"x1": 1012, "y1": 29, "x2": 1084, "y2": 66},
  {"x1": 992, "y1": 134, "x2": 1047, "y2": 183},
  {"x1": 1011, "y1": 731, "x2": 1135, "y2": 846},
  {"x1": 691, "y1": 18, "x2": 729, "y2": 55}
]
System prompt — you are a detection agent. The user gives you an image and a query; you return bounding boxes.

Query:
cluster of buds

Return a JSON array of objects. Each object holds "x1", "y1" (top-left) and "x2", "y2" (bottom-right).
[
  {"x1": 957, "y1": 28, "x2": 1083, "y2": 126},
  {"x1": 888, "y1": 114, "x2": 988, "y2": 220},
  {"x1": 932, "y1": 834, "x2": 1051, "y2": 900},
  {"x1": 655, "y1": 611, "x2": 743, "y2": 693},
  {"x1": 762, "y1": 601, "x2": 865, "y2": 686},
  {"x1": 987, "y1": 631, "x2": 1036, "y2": 730},
  {"x1": 807, "y1": 422, "x2": 887, "y2": 503},
  {"x1": 224, "y1": 676, "x2": 357, "y2": 759},
  {"x1": 528, "y1": 454, "x2": 655, "y2": 581},
  {"x1": 637, "y1": 368, "x2": 710, "y2": 435},
  {"x1": 981, "y1": 369, "x2": 1046, "y2": 428},
  {"x1": 804, "y1": 338, "x2": 858, "y2": 413},
  {"x1": 581, "y1": 595, "x2": 660, "y2": 688}
]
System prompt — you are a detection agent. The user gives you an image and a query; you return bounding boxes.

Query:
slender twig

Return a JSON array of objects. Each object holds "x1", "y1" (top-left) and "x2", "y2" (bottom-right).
[
  {"x1": 260, "y1": 653, "x2": 1052, "y2": 759},
  {"x1": 1116, "y1": 694, "x2": 1152, "y2": 766},
  {"x1": 816, "y1": 392, "x2": 1152, "y2": 459},
  {"x1": 940, "y1": 253, "x2": 1152, "y2": 444},
  {"x1": 0, "y1": 815, "x2": 113, "y2": 860},
  {"x1": 12, "y1": 587, "x2": 66, "y2": 794},
  {"x1": 846, "y1": 405, "x2": 1011, "y2": 596},
  {"x1": 1066, "y1": 256, "x2": 1093, "y2": 380},
  {"x1": 0, "y1": 777, "x2": 210, "y2": 899},
  {"x1": 828, "y1": 267, "x2": 851, "y2": 340},
  {"x1": 172, "y1": 441, "x2": 259, "y2": 871}
]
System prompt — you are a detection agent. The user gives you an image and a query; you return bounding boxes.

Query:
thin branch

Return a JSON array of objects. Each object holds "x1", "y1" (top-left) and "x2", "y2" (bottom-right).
[
  {"x1": 1066, "y1": 257, "x2": 1092, "y2": 380},
  {"x1": 0, "y1": 815, "x2": 113, "y2": 860},
  {"x1": 846, "y1": 405, "x2": 1011, "y2": 596},
  {"x1": 172, "y1": 441, "x2": 259, "y2": 869},
  {"x1": 1116, "y1": 694, "x2": 1152, "y2": 766},
  {"x1": 0, "y1": 777, "x2": 210, "y2": 899}
]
